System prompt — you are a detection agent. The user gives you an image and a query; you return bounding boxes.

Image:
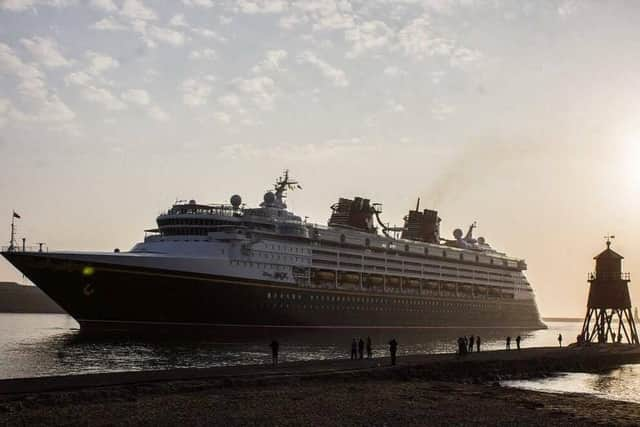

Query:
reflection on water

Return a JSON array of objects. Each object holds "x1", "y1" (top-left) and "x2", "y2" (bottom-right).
[
  {"x1": 0, "y1": 314, "x2": 580, "y2": 379},
  {"x1": 505, "y1": 365, "x2": 640, "y2": 404}
]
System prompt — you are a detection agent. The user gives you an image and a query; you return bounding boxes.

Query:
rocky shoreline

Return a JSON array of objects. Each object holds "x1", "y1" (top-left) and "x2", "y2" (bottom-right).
[{"x1": 2, "y1": 345, "x2": 640, "y2": 426}]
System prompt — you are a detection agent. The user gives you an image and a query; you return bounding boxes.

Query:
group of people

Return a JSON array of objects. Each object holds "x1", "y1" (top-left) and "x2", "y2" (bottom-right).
[
  {"x1": 505, "y1": 335, "x2": 522, "y2": 350},
  {"x1": 268, "y1": 337, "x2": 400, "y2": 366},
  {"x1": 350, "y1": 337, "x2": 373, "y2": 360},
  {"x1": 457, "y1": 335, "x2": 481, "y2": 355}
]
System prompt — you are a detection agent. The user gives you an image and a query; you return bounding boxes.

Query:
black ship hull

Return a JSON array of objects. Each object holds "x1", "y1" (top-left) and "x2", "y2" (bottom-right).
[{"x1": 2, "y1": 252, "x2": 546, "y2": 333}]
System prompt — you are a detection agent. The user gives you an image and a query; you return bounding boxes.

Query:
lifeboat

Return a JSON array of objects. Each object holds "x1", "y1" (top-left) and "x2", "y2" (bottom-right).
[
  {"x1": 365, "y1": 275, "x2": 384, "y2": 285},
  {"x1": 425, "y1": 281, "x2": 440, "y2": 291},
  {"x1": 474, "y1": 285, "x2": 487, "y2": 295},
  {"x1": 459, "y1": 285, "x2": 473, "y2": 295},
  {"x1": 404, "y1": 278, "x2": 421, "y2": 287},
  {"x1": 340, "y1": 272, "x2": 360, "y2": 284},
  {"x1": 386, "y1": 276, "x2": 401, "y2": 286},
  {"x1": 502, "y1": 290, "x2": 515, "y2": 299},
  {"x1": 314, "y1": 270, "x2": 336, "y2": 282},
  {"x1": 443, "y1": 283, "x2": 457, "y2": 292}
]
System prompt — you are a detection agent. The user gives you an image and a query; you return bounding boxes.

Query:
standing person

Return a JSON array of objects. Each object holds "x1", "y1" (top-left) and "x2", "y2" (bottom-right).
[
  {"x1": 516, "y1": 335, "x2": 521, "y2": 350},
  {"x1": 389, "y1": 338, "x2": 398, "y2": 366},
  {"x1": 366, "y1": 336, "x2": 372, "y2": 359},
  {"x1": 269, "y1": 340, "x2": 279, "y2": 366},
  {"x1": 469, "y1": 336, "x2": 475, "y2": 353},
  {"x1": 506, "y1": 336, "x2": 511, "y2": 350},
  {"x1": 476, "y1": 336, "x2": 481, "y2": 353},
  {"x1": 558, "y1": 333, "x2": 563, "y2": 347},
  {"x1": 351, "y1": 338, "x2": 358, "y2": 360},
  {"x1": 358, "y1": 338, "x2": 365, "y2": 360}
]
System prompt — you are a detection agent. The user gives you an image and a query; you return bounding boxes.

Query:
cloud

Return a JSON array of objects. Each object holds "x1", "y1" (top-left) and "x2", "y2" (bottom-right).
[
  {"x1": 121, "y1": 89, "x2": 168, "y2": 120},
  {"x1": 181, "y1": 78, "x2": 212, "y2": 106},
  {"x1": 232, "y1": 76, "x2": 276, "y2": 110},
  {"x1": 90, "y1": 0, "x2": 116, "y2": 12},
  {"x1": 237, "y1": 0, "x2": 287, "y2": 14},
  {"x1": 120, "y1": 0, "x2": 156, "y2": 21},
  {"x1": 81, "y1": 85, "x2": 127, "y2": 110},
  {"x1": 1, "y1": 0, "x2": 76, "y2": 11},
  {"x1": 20, "y1": 36, "x2": 71, "y2": 68},
  {"x1": 148, "y1": 105, "x2": 168, "y2": 121},
  {"x1": 396, "y1": 15, "x2": 453, "y2": 60},
  {"x1": 0, "y1": 43, "x2": 75, "y2": 124},
  {"x1": 217, "y1": 93, "x2": 245, "y2": 113},
  {"x1": 90, "y1": 17, "x2": 128, "y2": 31},
  {"x1": 64, "y1": 71, "x2": 92, "y2": 86},
  {"x1": 251, "y1": 49, "x2": 287, "y2": 74},
  {"x1": 449, "y1": 47, "x2": 482, "y2": 67},
  {"x1": 345, "y1": 20, "x2": 394, "y2": 57},
  {"x1": 383, "y1": 65, "x2": 406, "y2": 77},
  {"x1": 386, "y1": 99, "x2": 405, "y2": 113},
  {"x1": 148, "y1": 26, "x2": 185, "y2": 46},
  {"x1": 293, "y1": 1, "x2": 355, "y2": 31},
  {"x1": 431, "y1": 101, "x2": 455, "y2": 120},
  {"x1": 182, "y1": 0, "x2": 213, "y2": 7},
  {"x1": 189, "y1": 49, "x2": 217, "y2": 60},
  {"x1": 121, "y1": 88, "x2": 150, "y2": 106},
  {"x1": 297, "y1": 51, "x2": 348, "y2": 87},
  {"x1": 169, "y1": 14, "x2": 187, "y2": 27},
  {"x1": 278, "y1": 14, "x2": 307, "y2": 30},
  {"x1": 213, "y1": 111, "x2": 231, "y2": 123},
  {"x1": 85, "y1": 51, "x2": 119, "y2": 75},
  {"x1": 191, "y1": 27, "x2": 226, "y2": 42}
]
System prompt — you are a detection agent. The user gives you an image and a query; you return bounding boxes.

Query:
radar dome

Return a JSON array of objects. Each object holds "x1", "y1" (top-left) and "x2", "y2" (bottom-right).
[
  {"x1": 230, "y1": 194, "x2": 242, "y2": 208},
  {"x1": 264, "y1": 191, "x2": 276, "y2": 204},
  {"x1": 477, "y1": 237, "x2": 486, "y2": 245},
  {"x1": 453, "y1": 228, "x2": 463, "y2": 240}
]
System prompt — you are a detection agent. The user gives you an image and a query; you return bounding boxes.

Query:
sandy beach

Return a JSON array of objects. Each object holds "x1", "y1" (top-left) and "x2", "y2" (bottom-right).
[{"x1": 2, "y1": 345, "x2": 640, "y2": 426}]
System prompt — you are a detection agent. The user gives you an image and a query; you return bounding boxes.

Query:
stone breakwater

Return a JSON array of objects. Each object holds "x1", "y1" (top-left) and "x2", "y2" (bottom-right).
[{"x1": 2, "y1": 345, "x2": 640, "y2": 426}]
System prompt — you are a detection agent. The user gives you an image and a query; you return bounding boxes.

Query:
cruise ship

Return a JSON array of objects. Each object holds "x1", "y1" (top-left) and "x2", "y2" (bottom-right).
[{"x1": 1, "y1": 172, "x2": 545, "y2": 332}]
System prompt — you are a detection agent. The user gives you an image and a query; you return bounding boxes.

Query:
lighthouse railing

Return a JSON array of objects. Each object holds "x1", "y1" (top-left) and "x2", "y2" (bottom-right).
[{"x1": 588, "y1": 272, "x2": 631, "y2": 281}]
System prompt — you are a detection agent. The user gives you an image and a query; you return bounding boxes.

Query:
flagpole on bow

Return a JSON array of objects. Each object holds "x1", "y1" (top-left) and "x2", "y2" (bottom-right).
[{"x1": 9, "y1": 211, "x2": 20, "y2": 252}]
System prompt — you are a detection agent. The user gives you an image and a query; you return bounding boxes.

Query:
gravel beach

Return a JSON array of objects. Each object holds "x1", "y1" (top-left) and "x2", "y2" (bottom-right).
[{"x1": 2, "y1": 345, "x2": 640, "y2": 426}]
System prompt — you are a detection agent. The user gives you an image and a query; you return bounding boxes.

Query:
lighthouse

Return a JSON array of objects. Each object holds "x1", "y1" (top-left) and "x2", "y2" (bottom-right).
[{"x1": 580, "y1": 237, "x2": 639, "y2": 344}]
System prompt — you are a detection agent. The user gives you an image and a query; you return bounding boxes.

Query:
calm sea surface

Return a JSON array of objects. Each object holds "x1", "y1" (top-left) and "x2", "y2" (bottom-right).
[
  {"x1": 504, "y1": 365, "x2": 640, "y2": 404},
  {"x1": 0, "y1": 314, "x2": 583, "y2": 379}
]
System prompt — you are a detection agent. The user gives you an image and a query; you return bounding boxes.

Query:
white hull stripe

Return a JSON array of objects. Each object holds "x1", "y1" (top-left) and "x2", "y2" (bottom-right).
[{"x1": 78, "y1": 319, "x2": 539, "y2": 329}]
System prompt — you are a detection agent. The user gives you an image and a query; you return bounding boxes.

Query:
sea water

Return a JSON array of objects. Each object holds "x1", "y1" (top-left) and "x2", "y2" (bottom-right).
[{"x1": 0, "y1": 313, "x2": 583, "y2": 379}]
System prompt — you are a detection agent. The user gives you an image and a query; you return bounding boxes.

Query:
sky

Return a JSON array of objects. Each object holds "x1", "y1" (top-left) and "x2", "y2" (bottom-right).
[{"x1": 1, "y1": 0, "x2": 640, "y2": 317}]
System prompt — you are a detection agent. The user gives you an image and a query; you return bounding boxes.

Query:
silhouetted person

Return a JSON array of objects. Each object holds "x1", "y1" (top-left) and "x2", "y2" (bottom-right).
[
  {"x1": 366, "y1": 336, "x2": 372, "y2": 359},
  {"x1": 351, "y1": 338, "x2": 358, "y2": 360},
  {"x1": 516, "y1": 335, "x2": 521, "y2": 350},
  {"x1": 558, "y1": 333, "x2": 562, "y2": 347},
  {"x1": 389, "y1": 338, "x2": 398, "y2": 366},
  {"x1": 358, "y1": 338, "x2": 365, "y2": 359},
  {"x1": 618, "y1": 333, "x2": 623, "y2": 343},
  {"x1": 469, "y1": 336, "x2": 475, "y2": 353},
  {"x1": 506, "y1": 336, "x2": 511, "y2": 350},
  {"x1": 476, "y1": 336, "x2": 481, "y2": 352},
  {"x1": 269, "y1": 340, "x2": 279, "y2": 366},
  {"x1": 612, "y1": 332, "x2": 617, "y2": 343}
]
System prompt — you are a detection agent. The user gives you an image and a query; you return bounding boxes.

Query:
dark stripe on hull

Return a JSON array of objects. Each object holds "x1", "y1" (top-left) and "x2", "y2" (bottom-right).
[{"x1": 2, "y1": 253, "x2": 546, "y2": 331}]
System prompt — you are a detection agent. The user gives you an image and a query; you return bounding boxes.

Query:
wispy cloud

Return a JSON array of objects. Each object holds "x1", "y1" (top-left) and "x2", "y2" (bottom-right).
[
  {"x1": 297, "y1": 51, "x2": 348, "y2": 87},
  {"x1": 21, "y1": 36, "x2": 71, "y2": 68}
]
